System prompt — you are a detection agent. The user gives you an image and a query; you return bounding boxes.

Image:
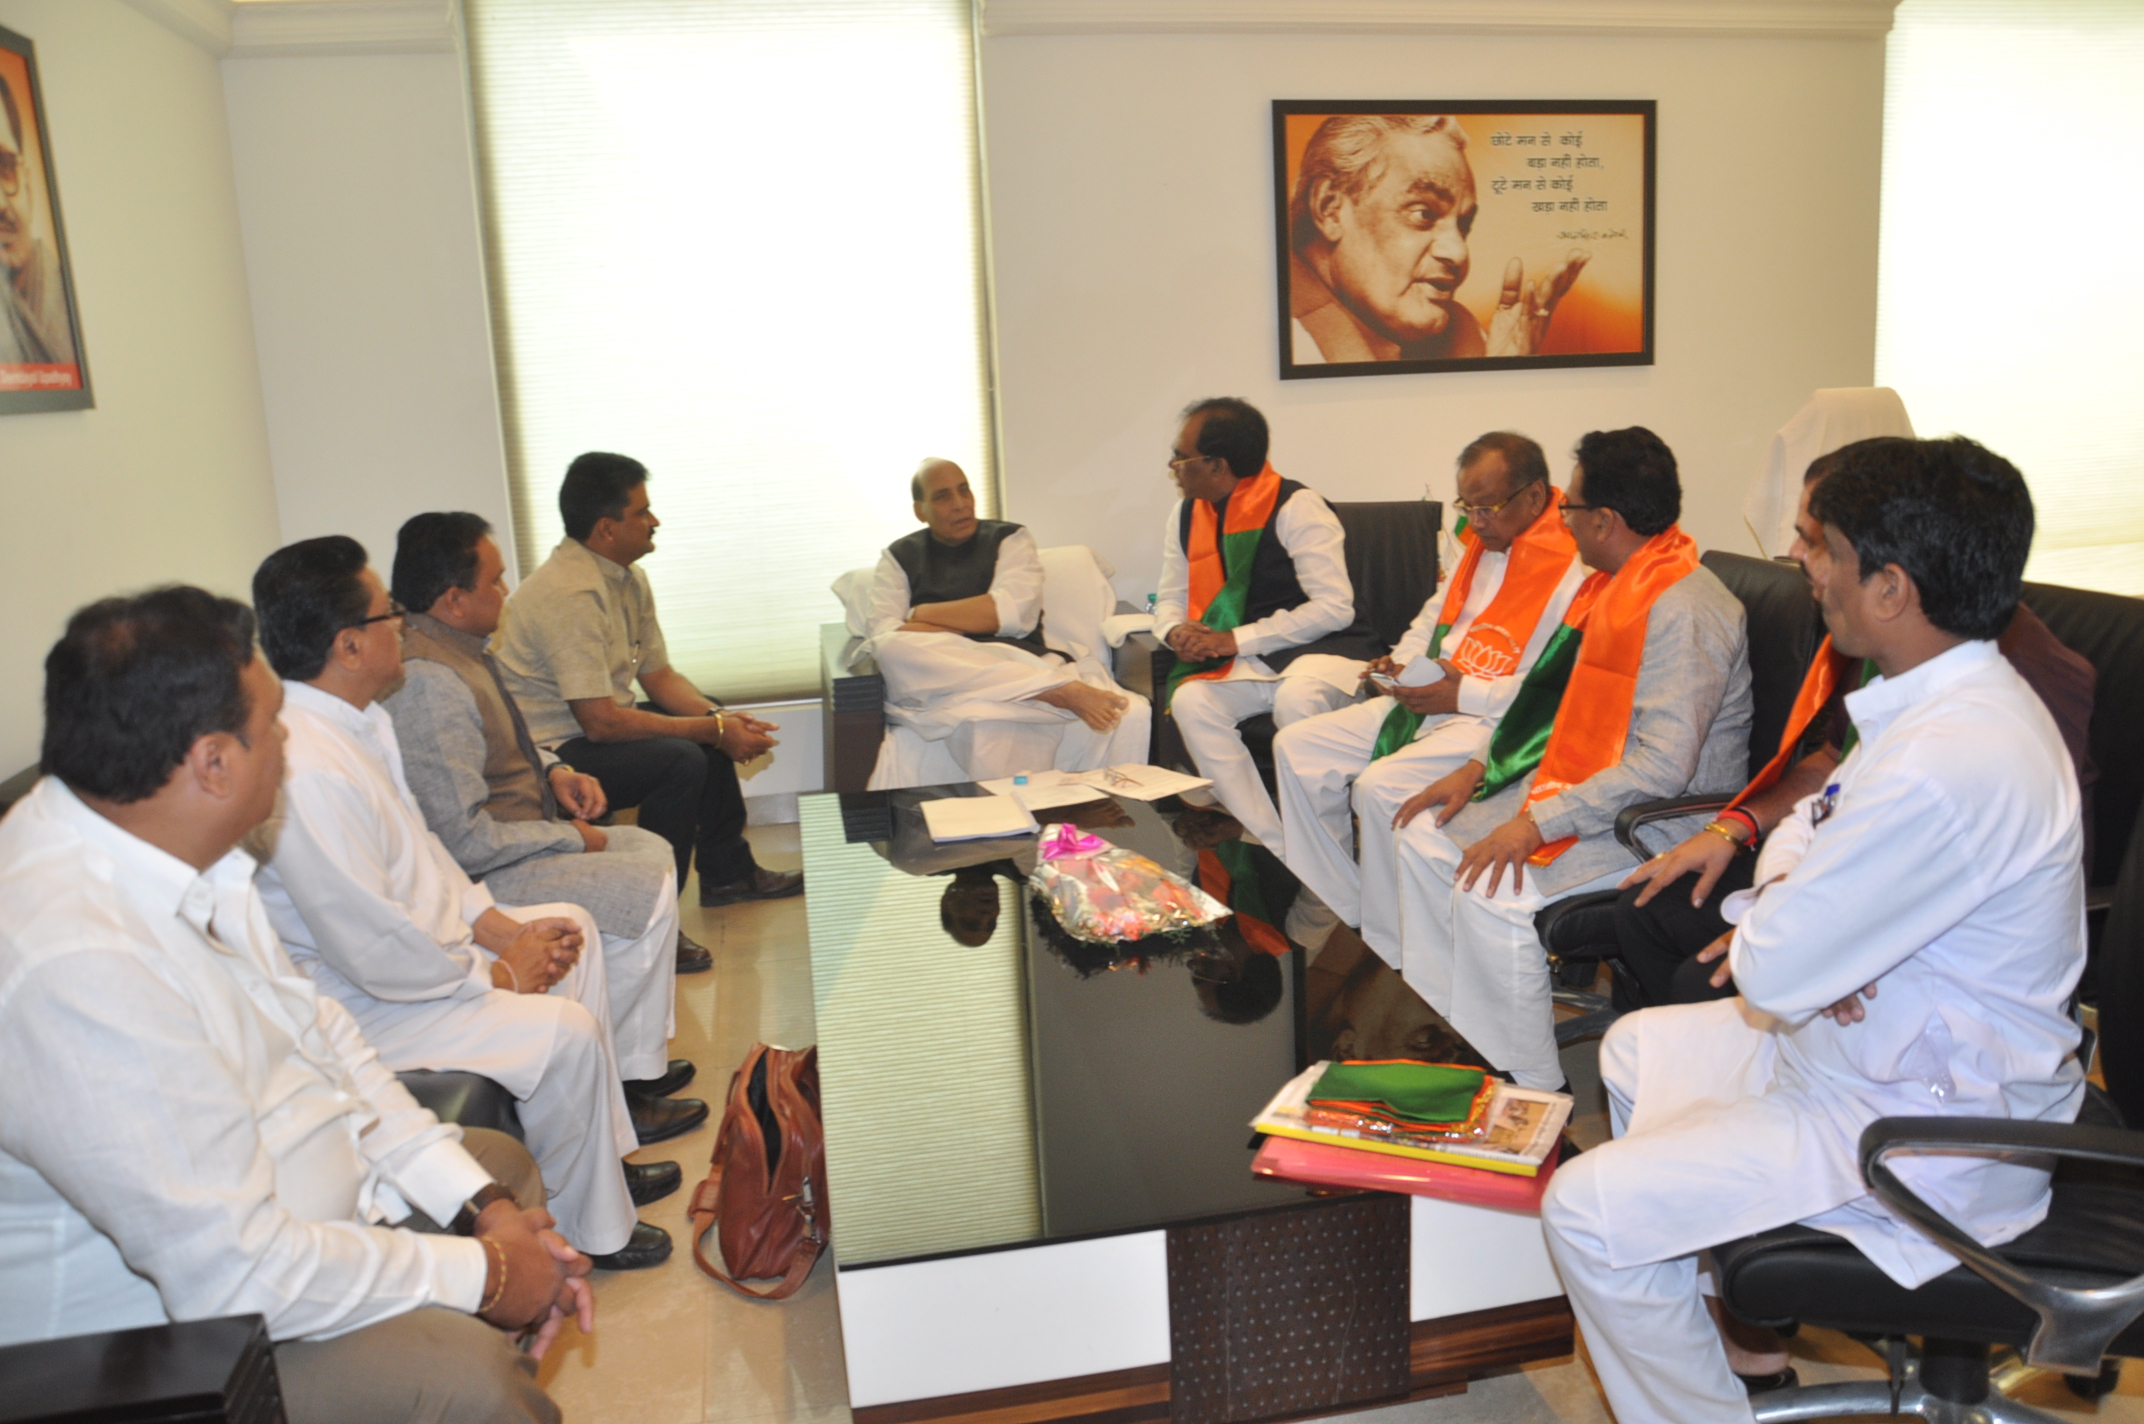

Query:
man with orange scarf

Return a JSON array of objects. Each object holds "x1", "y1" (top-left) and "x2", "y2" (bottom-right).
[
  {"x1": 1273, "y1": 432, "x2": 1589, "y2": 963},
  {"x1": 1391, "y1": 428, "x2": 1752, "y2": 1089},
  {"x1": 1155, "y1": 398, "x2": 1380, "y2": 850}
]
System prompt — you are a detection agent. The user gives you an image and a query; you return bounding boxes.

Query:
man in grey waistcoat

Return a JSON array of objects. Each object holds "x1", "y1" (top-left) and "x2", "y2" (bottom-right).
[{"x1": 384, "y1": 512, "x2": 703, "y2": 1107}]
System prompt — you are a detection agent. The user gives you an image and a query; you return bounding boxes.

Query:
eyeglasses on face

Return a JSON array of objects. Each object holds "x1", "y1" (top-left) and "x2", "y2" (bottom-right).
[
  {"x1": 1168, "y1": 451, "x2": 1214, "y2": 472},
  {"x1": 351, "y1": 602, "x2": 408, "y2": 629},
  {"x1": 1453, "y1": 487, "x2": 1533, "y2": 521}
]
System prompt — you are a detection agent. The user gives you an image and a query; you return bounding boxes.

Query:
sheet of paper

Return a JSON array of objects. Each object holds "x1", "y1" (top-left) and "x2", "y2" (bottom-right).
[
  {"x1": 919, "y1": 794, "x2": 1039, "y2": 844},
  {"x1": 975, "y1": 770, "x2": 1115, "y2": 812},
  {"x1": 1397, "y1": 656, "x2": 1447, "y2": 687},
  {"x1": 1072, "y1": 763, "x2": 1214, "y2": 802}
]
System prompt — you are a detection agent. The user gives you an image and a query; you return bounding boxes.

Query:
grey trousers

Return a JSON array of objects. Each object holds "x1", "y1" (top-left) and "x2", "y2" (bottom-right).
[{"x1": 274, "y1": 1129, "x2": 560, "y2": 1424}]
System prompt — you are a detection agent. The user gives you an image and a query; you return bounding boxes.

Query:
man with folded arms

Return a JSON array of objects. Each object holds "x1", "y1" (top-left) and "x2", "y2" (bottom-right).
[
  {"x1": 865, "y1": 457, "x2": 1150, "y2": 787},
  {"x1": 1273, "y1": 432, "x2": 1588, "y2": 961},
  {"x1": 1610, "y1": 451, "x2": 2097, "y2": 1010},
  {"x1": 1391, "y1": 427, "x2": 1752, "y2": 1089},
  {"x1": 252, "y1": 537, "x2": 692, "y2": 1271},
  {"x1": 386, "y1": 513, "x2": 709, "y2": 1081},
  {"x1": 493, "y1": 452, "x2": 801, "y2": 908},
  {"x1": 1542, "y1": 436, "x2": 2086, "y2": 1423},
  {"x1": 1156, "y1": 397, "x2": 1379, "y2": 849},
  {"x1": 0, "y1": 587, "x2": 589, "y2": 1421}
]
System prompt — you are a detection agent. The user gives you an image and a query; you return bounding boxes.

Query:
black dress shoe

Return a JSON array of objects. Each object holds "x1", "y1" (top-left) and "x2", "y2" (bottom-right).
[
  {"x1": 629, "y1": 1093, "x2": 710, "y2": 1145},
  {"x1": 625, "y1": 1159, "x2": 682, "y2": 1206},
  {"x1": 588, "y1": 1221, "x2": 673, "y2": 1271},
  {"x1": 676, "y1": 929, "x2": 714, "y2": 974},
  {"x1": 626, "y1": 1058, "x2": 697, "y2": 1099},
  {"x1": 701, "y1": 866, "x2": 805, "y2": 908},
  {"x1": 1737, "y1": 1367, "x2": 1798, "y2": 1396}
]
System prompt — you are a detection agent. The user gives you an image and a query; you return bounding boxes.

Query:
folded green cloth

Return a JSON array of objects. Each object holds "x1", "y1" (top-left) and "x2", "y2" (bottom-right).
[{"x1": 1309, "y1": 1061, "x2": 1490, "y2": 1128}]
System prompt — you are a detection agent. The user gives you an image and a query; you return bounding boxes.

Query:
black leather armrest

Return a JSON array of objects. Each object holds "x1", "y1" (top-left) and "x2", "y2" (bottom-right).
[
  {"x1": 1861, "y1": 1115, "x2": 2144, "y2": 1372},
  {"x1": 1613, "y1": 793, "x2": 1734, "y2": 855},
  {"x1": 1115, "y1": 629, "x2": 1164, "y2": 703}
]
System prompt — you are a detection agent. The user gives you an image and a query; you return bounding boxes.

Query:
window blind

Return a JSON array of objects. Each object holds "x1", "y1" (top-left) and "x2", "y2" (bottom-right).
[
  {"x1": 1877, "y1": 0, "x2": 2144, "y2": 595},
  {"x1": 465, "y1": 0, "x2": 996, "y2": 701}
]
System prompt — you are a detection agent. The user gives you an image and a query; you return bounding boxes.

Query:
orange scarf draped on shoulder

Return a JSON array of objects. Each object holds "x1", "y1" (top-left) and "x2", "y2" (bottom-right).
[{"x1": 1523, "y1": 526, "x2": 1701, "y2": 864}]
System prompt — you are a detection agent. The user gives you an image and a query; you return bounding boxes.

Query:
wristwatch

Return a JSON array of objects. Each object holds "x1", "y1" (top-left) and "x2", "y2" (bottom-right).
[{"x1": 450, "y1": 1182, "x2": 518, "y2": 1236}]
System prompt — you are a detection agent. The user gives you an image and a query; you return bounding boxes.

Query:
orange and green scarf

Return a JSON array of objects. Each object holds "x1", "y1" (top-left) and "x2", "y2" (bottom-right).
[
  {"x1": 1726, "y1": 635, "x2": 1873, "y2": 811},
  {"x1": 1470, "y1": 526, "x2": 1700, "y2": 865},
  {"x1": 1196, "y1": 840, "x2": 1292, "y2": 957},
  {"x1": 1370, "y1": 491, "x2": 1580, "y2": 759},
  {"x1": 1165, "y1": 464, "x2": 1285, "y2": 709}
]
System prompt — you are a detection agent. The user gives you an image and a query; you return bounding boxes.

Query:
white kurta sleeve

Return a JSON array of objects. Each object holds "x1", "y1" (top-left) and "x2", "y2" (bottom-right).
[
  {"x1": 0, "y1": 951, "x2": 488, "y2": 1340},
  {"x1": 866, "y1": 550, "x2": 913, "y2": 641},
  {"x1": 991, "y1": 528, "x2": 1045, "y2": 637},
  {"x1": 313, "y1": 995, "x2": 493, "y2": 1225},
  {"x1": 1230, "y1": 490, "x2": 1356, "y2": 659},
  {"x1": 1152, "y1": 502, "x2": 1191, "y2": 644},
  {"x1": 1729, "y1": 764, "x2": 1985, "y2": 1024},
  {"x1": 268, "y1": 772, "x2": 492, "y2": 1003},
  {"x1": 1387, "y1": 598, "x2": 1443, "y2": 668}
]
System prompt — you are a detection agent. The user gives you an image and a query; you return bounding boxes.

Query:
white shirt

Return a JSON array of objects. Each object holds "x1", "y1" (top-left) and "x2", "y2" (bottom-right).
[
  {"x1": 256, "y1": 682, "x2": 498, "y2": 1013},
  {"x1": 865, "y1": 526, "x2": 1044, "y2": 644},
  {"x1": 1387, "y1": 547, "x2": 1590, "y2": 720},
  {"x1": 1728, "y1": 639, "x2": 2086, "y2": 1285},
  {"x1": 0, "y1": 778, "x2": 489, "y2": 1345},
  {"x1": 1151, "y1": 486, "x2": 1355, "y2": 673}
]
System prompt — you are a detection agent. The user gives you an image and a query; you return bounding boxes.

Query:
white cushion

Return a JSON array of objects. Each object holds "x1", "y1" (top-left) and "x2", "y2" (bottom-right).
[
  {"x1": 1037, "y1": 544, "x2": 1116, "y2": 659},
  {"x1": 832, "y1": 543, "x2": 1118, "y2": 654},
  {"x1": 831, "y1": 566, "x2": 875, "y2": 638}
]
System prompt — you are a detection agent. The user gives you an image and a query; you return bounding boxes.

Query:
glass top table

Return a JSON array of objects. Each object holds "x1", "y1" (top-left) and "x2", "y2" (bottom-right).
[{"x1": 800, "y1": 785, "x2": 1491, "y2": 1270}]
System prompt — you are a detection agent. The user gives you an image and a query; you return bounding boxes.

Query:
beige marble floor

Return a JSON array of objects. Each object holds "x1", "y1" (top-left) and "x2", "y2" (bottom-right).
[{"x1": 531, "y1": 823, "x2": 2144, "y2": 1424}]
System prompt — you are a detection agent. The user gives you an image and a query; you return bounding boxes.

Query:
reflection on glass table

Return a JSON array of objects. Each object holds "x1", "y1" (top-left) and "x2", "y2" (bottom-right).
[{"x1": 805, "y1": 784, "x2": 1500, "y2": 1270}]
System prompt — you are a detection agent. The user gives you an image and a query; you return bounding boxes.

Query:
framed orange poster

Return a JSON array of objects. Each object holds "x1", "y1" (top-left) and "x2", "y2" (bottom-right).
[
  {"x1": 0, "y1": 24, "x2": 89, "y2": 413},
  {"x1": 1275, "y1": 101, "x2": 1654, "y2": 380}
]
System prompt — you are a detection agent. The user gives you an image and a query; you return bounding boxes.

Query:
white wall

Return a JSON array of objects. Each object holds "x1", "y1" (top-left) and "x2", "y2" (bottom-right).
[
  {"x1": 981, "y1": 26, "x2": 1888, "y2": 602},
  {"x1": 0, "y1": 0, "x2": 280, "y2": 771},
  {"x1": 221, "y1": 42, "x2": 517, "y2": 579}
]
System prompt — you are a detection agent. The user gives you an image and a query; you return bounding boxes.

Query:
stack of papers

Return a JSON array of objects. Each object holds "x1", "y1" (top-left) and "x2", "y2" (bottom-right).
[
  {"x1": 919, "y1": 795, "x2": 1038, "y2": 844},
  {"x1": 974, "y1": 764, "x2": 1213, "y2": 807},
  {"x1": 1252, "y1": 1061, "x2": 1570, "y2": 1177}
]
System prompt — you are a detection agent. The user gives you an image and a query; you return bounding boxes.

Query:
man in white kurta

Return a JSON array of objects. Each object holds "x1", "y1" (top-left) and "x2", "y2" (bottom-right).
[
  {"x1": 865, "y1": 458, "x2": 1150, "y2": 787},
  {"x1": 1273, "y1": 434, "x2": 1587, "y2": 958},
  {"x1": 1541, "y1": 435, "x2": 2085, "y2": 1424},
  {"x1": 0, "y1": 586, "x2": 586, "y2": 1421},
  {"x1": 250, "y1": 542, "x2": 651, "y2": 1261},
  {"x1": 1157, "y1": 398, "x2": 1378, "y2": 849}
]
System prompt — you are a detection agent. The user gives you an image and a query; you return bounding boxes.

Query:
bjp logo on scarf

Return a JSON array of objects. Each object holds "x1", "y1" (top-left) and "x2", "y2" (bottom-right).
[{"x1": 1451, "y1": 623, "x2": 1524, "y2": 680}]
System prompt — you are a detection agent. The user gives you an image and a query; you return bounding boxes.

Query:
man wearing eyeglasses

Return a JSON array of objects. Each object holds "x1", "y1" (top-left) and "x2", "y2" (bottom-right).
[
  {"x1": 0, "y1": 70, "x2": 73, "y2": 367},
  {"x1": 1389, "y1": 428, "x2": 1752, "y2": 1092},
  {"x1": 1154, "y1": 397, "x2": 1379, "y2": 852},
  {"x1": 250, "y1": 537, "x2": 679, "y2": 1272},
  {"x1": 1272, "y1": 433, "x2": 1589, "y2": 965}
]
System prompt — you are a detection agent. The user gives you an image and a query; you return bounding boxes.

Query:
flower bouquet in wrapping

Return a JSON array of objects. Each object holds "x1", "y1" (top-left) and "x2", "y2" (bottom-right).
[{"x1": 1026, "y1": 823, "x2": 1230, "y2": 944}]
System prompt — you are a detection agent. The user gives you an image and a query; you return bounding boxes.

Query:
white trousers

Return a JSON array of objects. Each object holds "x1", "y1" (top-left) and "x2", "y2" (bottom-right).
[
  {"x1": 1170, "y1": 675, "x2": 1352, "y2": 846},
  {"x1": 599, "y1": 872, "x2": 679, "y2": 1083},
  {"x1": 1393, "y1": 820, "x2": 1624, "y2": 1087},
  {"x1": 1272, "y1": 699, "x2": 1491, "y2": 958},
  {"x1": 869, "y1": 632, "x2": 1152, "y2": 788},
  {"x1": 1540, "y1": 1007, "x2": 1788, "y2": 1424},
  {"x1": 346, "y1": 901, "x2": 639, "y2": 1255}
]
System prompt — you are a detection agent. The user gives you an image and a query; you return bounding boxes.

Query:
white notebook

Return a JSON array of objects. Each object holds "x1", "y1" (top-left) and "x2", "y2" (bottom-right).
[{"x1": 920, "y1": 794, "x2": 1039, "y2": 844}]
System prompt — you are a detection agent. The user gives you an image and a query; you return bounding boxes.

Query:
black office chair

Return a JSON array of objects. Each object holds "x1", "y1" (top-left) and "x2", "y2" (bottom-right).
[
  {"x1": 1120, "y1": 499, "x2": 1442, "y2": 784},
  {"x1": 1712, "y1": 805, "x2": 2144, "y2": 1422},
  {"x1": 1534, "y1": 551, "x2": 1821, "y2": 1043}
]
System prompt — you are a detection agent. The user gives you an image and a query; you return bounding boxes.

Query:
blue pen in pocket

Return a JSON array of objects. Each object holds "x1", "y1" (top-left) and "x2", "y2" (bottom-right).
[{"x1": 1810, "y1": 782, "x2": 1843, "y2": 827}]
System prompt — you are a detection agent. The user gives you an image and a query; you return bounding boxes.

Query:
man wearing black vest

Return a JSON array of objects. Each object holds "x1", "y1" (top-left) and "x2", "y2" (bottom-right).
[
  {"x1": 1156, "y1": 398, "x2": 1377, "y2": 849},
  {"x1": 864, "y1": 458, "x2": 1150, "y2": 787}
]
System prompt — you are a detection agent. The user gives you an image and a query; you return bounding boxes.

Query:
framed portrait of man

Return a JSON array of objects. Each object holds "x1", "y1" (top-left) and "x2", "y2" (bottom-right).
[
  {"x1": 1274, "y1": 101, "x2": 1654, "y2": 380},
  {"x1": 0, "y1": 25, "x2": 89, "y2": 414}
]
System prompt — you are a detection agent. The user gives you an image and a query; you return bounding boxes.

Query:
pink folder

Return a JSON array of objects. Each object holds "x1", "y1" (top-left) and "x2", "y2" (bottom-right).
[{"x1": 1252, "y1": 1133, "x2": 1560, "y2": 1215}]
